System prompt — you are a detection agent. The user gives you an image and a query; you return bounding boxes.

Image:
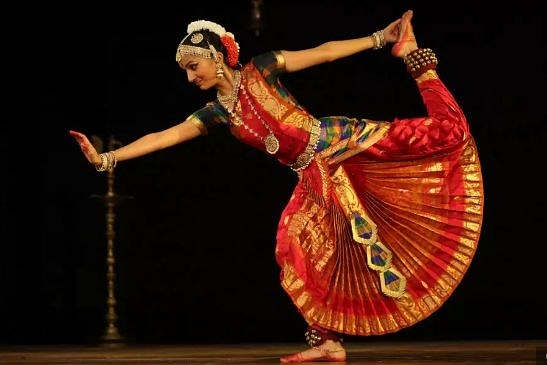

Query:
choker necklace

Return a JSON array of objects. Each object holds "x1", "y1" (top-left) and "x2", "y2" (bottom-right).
[
  {"x1": 217, "y1": 70, "x2": 280, "y2": 155},
  {"x1": 217, "y1": 70, "x2": 241, "y2": 110}
]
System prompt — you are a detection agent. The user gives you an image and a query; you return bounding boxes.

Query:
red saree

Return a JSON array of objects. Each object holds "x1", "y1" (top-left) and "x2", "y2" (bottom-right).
[{"x1": 190, "y1": 51, "x2": 484, "y2": 336}]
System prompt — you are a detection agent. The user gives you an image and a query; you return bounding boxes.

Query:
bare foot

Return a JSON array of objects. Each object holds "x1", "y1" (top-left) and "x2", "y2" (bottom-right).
[
  {"x1": 280, "y1": 340, "x2": 346, "y2": 363},
  {"x1": 391, "y1": 10, "x2": 418, "y2": 58}
]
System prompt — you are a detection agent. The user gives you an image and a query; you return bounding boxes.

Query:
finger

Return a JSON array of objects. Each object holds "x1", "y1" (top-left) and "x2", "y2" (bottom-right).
[{"x1": 69, "y1": 130, "x2": 87, "y2": 141}]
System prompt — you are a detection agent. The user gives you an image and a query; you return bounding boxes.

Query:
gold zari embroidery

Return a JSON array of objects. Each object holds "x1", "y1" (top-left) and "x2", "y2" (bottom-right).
[{"x1": 289, "y1": 118, "x2": 321, "y2": 171}]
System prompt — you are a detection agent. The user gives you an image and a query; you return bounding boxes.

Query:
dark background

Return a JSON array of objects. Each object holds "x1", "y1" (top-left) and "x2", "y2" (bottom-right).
[{"x1": 8, "y1": 1, "x2": 545, "y2": 346}]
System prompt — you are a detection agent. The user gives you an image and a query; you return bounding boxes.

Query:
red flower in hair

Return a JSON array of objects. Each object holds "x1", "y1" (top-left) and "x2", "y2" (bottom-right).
[{"x1": 220, "y1": 33, "x2": 240, "y2": 67}]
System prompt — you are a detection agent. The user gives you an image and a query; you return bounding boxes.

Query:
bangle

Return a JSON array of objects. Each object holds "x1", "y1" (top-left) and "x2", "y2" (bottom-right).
[
  {"x1": 95, "y1": 151, "x2": 117, "y2": 172},
  {"x1": 372, "y1": 30, "x2": 385, "y2": 50},
  {"x1": 404, "y1": 48, "x2": 438, "y2": 78}
]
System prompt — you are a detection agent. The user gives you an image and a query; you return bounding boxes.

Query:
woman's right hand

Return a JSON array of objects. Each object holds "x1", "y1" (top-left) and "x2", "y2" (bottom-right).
[{"x1": 69, "y1": 130, "x2": 102, "y2": 166}]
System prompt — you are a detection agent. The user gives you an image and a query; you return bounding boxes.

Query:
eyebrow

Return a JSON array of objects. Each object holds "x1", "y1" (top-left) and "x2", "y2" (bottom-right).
[{"x1": 184, "y1": 60, "x2": 197, "y2": 69}]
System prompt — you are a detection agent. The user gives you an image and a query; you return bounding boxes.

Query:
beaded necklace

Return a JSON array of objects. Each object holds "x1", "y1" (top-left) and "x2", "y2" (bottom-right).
[{"x1": 217, "y1": 70, "x2": 280, "y2": 154}]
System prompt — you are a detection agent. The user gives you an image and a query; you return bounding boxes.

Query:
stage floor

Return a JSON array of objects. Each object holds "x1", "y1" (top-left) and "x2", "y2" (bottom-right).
[{"x1": 1, "y1": 340, "x2": 545, "y2": 364}]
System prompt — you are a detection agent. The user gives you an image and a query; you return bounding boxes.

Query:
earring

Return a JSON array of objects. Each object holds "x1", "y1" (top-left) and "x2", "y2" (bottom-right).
[{"x1": 216, "y1": 62, "x2": 224, "y2": 79}]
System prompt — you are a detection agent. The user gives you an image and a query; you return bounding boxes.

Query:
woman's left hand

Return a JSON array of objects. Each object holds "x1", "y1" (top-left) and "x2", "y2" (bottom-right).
[
  {"x1": 69, "y1": 130, "x2": 102, "y2": 166},
  {"x1": 382, "y1": 17, "x2": 403, "y2": 44}
]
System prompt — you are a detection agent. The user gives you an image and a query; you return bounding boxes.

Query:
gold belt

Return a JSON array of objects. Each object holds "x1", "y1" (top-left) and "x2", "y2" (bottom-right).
[{"x1": 289, "y1": 118, "x2": 321, "y2": 172}]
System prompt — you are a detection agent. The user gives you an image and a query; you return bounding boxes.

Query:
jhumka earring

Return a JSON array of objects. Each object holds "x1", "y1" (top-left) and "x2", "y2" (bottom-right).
[{"x1": 216, "y1": 61, "x2": 224, "y2": 79}]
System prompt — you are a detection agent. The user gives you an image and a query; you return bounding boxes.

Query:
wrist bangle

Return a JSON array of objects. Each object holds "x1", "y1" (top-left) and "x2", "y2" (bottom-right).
[
  {"x1": 372, "y1": 30, "x2": 385, "y2": 50},
  {"x1": 95, "y1": 151, "x2": 117, "y2": 172}
]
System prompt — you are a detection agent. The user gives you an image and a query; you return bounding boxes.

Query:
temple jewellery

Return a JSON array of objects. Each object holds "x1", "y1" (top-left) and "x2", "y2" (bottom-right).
[{"x1": 217, "y1": 70, "x2": 280, "y2": 154}]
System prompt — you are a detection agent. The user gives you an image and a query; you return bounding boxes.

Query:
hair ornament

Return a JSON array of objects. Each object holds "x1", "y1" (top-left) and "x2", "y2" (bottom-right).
[
  {"x1": 177, "y1": 19, "x2": 240, "y2": 67},
  {"x1": 190, "y1": 33, "x2": 204, "y2": 44},
  {"x1": 187, "y1": 20, "x2": 226, "y2": 37},
  {"x1": 220, "y1": 32, "x2": 240, "y2": 67}
]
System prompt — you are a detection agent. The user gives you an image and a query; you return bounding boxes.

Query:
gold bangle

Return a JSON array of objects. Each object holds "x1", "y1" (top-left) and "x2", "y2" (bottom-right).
[
  {"x1": 94, "y1": 151, "x2": 117, "y2": 172},
  {"x1": 372, "y1": 31, "x2": 385, "y2": 50}
]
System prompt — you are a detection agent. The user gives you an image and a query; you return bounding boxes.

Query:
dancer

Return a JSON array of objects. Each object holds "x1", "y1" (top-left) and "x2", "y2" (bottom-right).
[{"x1": 70, "y1": 10, "x2": 484, "y2": 362}]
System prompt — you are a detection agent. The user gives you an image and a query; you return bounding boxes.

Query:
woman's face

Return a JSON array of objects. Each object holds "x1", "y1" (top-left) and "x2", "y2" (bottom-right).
[{"x1": 178, "y1": 55, "x2": 218, "y2": 91}]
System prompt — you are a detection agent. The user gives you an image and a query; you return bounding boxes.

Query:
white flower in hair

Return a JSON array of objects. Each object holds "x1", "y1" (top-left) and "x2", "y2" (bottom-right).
[{"x1": 187, "y1": 20, "x2": 226, "y2": 36}]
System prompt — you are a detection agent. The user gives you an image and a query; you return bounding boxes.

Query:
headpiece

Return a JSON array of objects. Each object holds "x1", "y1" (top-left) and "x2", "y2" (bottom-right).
[{"x1": 175, "y1": 20, "x2": 240, "y2": 68}]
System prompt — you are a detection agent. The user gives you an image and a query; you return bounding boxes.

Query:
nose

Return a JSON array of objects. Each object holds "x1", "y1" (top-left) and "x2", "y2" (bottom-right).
[{"x1": 186, "y1": 71, "x2": 196, "y2": 83}]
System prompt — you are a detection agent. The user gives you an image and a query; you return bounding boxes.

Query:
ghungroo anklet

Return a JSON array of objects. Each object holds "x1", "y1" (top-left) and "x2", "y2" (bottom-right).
[
  {"x1": 304, "y1": 325, "x2": 342, "y2": 347},
  {"x1": 404, "y1": 48, "x2": 438, "y2": 79}
]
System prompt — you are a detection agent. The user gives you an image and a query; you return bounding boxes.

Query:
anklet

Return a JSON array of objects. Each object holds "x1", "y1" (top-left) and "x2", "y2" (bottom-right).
[
  {"x1": 404, "y1": 48, "x2": 438, "y2": 78},
  {"x1": 305, "y1": 325, "x2": 342, "y2": 347}
]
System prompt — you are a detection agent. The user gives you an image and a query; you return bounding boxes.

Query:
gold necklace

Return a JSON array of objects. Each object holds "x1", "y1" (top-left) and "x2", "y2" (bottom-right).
[
  {"x1": 218, "y1": 70, "x2": 280, "y2": 155},
  {"x1": 217, "y1": 71, "x2": 241, "y2": 111}
]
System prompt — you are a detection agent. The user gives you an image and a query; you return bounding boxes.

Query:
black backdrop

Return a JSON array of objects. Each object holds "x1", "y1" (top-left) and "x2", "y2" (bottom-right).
[{"x1": 8, "y1": 1, "x2": 545, "y2": 345}]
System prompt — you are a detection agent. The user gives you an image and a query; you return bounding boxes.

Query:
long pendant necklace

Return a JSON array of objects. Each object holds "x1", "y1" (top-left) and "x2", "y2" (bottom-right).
[{"x1": 217, "y1": 71, "x2": 280, "y2": 155}]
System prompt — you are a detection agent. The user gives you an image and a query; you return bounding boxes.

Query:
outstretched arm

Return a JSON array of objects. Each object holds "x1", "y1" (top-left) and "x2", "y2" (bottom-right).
[
  {"x1": 70, "y1": 119, "x2": 202, "y2": 169},
  {"x1": 281, "y1": 12, "x2": 407, "y2": 73}
]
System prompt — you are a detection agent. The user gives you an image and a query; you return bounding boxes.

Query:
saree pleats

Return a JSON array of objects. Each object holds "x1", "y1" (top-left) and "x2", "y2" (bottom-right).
[{"x1": 275, "y1": 138, "x2": 483, "y2": 336}]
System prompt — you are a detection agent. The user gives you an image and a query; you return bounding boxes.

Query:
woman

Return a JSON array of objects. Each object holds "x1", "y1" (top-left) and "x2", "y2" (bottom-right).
[{"x1": 70, "y1": 10, "x2": 484, "y2": 363}]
